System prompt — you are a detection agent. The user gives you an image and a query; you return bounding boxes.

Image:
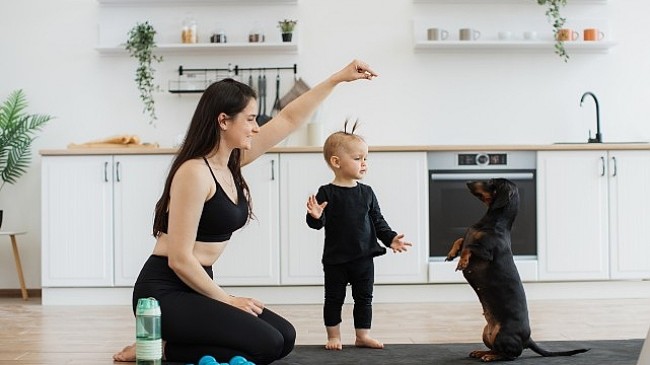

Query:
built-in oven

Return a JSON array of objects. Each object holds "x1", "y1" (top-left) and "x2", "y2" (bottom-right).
[{"x1": 428, "y1": 151, "x2": 537, "y2": 262}]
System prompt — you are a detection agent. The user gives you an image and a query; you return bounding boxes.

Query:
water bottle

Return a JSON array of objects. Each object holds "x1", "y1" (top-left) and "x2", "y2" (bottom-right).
[{"x1": 136, "y1": 297, "x2": 162, "y2": 365}]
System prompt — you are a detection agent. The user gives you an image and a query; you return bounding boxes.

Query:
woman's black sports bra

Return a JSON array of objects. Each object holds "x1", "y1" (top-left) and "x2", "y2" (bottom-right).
[{"x1": 159, "y1": 158, "x2": 248, "y2": 242}]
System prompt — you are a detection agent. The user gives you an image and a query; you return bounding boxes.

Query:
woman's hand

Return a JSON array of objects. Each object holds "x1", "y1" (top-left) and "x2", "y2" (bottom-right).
[
  {"x1": 330, "y1": 59, "x2": 378, "y2": 84},
  {"x1": 306, "y1": 194, "x2": 328, "y2": 219},
  {"x1": 228, "y1": 296, "x2": 265, "y2": 316}
]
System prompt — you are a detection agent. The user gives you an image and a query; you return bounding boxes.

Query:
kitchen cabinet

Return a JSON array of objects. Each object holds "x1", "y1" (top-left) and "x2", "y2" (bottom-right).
[
  {"x1": 537, "y1": 150, "x2": 650, "y2": 281},
  {"x1": 213, "y1": 154, "x2": 280, "y2": 285},
  {"x1": 41, "y1": 154, "x2": 172, "y2": 287},
  {"x1": 279, "y1": 152, "x2": 429, "y2": 285}
]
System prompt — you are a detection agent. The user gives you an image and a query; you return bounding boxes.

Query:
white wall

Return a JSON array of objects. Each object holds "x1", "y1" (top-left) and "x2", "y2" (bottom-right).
[{"x1": 0, "y1": 0, "x2": 649, "y2": 290}]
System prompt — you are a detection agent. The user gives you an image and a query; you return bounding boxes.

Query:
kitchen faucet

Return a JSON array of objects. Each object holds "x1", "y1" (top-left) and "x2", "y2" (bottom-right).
[{"x1": 580, "y1": 91, "x2": 602, "y2": 143}]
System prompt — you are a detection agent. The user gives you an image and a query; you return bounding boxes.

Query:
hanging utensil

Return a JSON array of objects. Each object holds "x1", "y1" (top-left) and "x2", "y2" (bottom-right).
[
  {"x1": 279, "y1": 77, "x2": 310, "y2": 109},
  {"x1": 271, "y1": 71, "x2": 281, "y2": 116},
  {"x1": 257, "y1": 72, "x2": 272, "y2": 126}
]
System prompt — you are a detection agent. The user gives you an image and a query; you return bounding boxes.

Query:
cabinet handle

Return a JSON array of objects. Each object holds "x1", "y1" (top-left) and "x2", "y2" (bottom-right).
[
  {"x1": 611, "y1": 156, "x2": 617, "y2": 177},
  {"x1": 271, "y1": 159, "x2": 275, "y2": 181},
  {"x1": 115, "y1": 161, "x2": 121, "y2": 182},
  {"x1": 600, "y1": 156, "x2": 606, "y2": 176},
  {"x1": 104, "y1": 161, "x2": 109, "y2": 182}
]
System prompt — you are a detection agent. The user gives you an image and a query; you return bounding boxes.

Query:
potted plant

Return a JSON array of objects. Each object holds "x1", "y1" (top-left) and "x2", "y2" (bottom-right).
[
  {"x1": 125, "y1": 21, "x2": 163, "y2": 125},
  {"x1": 277, "y1": 19, "x2": 297, "y2": 42},
  {"x1": 0, "y1": 89, "x2": 54, "y2": 228},
  {"x1": 538, "y1": 0, "x2": 569, "y2": 62}
]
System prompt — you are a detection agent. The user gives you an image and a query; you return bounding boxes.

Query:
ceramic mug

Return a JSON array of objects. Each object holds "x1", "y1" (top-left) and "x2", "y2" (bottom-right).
[
  {"x1": 427, "y1": 28, "x2": 449, "y2": 41},
  {"x1": 583, "y1": 28, "x2": 605, "y2": 41},
  {"x1": 498, "y1": 31, "x2": 513, "y2": 41},
  {"x1": 523, "y1": 31, "x2": 538, "y2": 41},
  {"x1": 556, "y1": 28, "x2": 579, "y2": 41},
  {"x1": 459, "y1": 28, "x2": 481, "y2": 41}
]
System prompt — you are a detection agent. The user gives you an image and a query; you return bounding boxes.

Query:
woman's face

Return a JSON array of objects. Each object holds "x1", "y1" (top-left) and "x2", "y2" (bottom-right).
[{"x1": 223, "y1": 98, "x2": 259, "y2": 150}]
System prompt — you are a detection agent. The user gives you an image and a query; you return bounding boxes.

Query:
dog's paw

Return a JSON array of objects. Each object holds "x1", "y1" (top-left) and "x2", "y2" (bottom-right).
[
  {"x1": 445, "y1": 253, "x2": 456, "y2": 262},
  {"x1": 456, "y1": 258, "x2": 469, "y2": 271},
  {"x1": 469, "y1": 350, "x2": 489, "y2": 359}
]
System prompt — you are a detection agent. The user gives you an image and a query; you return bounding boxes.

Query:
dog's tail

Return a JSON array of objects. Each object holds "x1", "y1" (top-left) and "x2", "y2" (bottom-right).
[{"x1": 527, "y1": 339, "x2": 590, "y2": 357}]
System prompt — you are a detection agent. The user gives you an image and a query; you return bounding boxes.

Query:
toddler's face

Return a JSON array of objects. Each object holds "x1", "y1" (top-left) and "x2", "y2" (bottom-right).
[{"x1": 336, "y1": 139, "x2": 368, "y2": 180}]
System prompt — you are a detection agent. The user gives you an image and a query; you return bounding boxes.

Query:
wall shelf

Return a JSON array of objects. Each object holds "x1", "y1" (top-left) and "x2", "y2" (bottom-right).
[
  {"x1": 96, "y1": 42, "x2": 298, "y2": 55},
  {"x1": 414, "y1": 40, "x2": 616, "y2": 53},
  {"x1": 413, "y1": 0, "x2": 607, "y2": 3},
  {"x1": 98, "y1": 0, "x2": 297, "y2": 5}
]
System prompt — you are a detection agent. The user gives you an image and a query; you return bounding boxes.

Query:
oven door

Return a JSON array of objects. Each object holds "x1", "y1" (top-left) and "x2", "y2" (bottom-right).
[{"x1": 429, "y1": 170, "x2": 537, "y2": 258}]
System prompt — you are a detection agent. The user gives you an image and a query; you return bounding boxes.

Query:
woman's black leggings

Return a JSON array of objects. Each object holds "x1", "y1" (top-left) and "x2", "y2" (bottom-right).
[{"x1": 132, "y1": 255, "x2": 295, "y2": 365}]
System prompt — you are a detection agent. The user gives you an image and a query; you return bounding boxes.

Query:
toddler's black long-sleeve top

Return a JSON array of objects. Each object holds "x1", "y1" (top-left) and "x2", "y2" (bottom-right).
[{"x1": 306, "y1": 183, "x2": 397, "y2": 265}]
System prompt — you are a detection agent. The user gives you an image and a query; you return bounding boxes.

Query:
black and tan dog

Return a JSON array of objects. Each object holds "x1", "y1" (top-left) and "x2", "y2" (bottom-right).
[{"x1": 445, "y1": 178, "x2": 589, "y2": 362}]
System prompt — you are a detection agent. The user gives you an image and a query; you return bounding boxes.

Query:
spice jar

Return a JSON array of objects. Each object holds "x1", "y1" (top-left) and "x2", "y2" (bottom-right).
[{"x1": 210, "y1": 29, "x2": 227, "y2": 43}]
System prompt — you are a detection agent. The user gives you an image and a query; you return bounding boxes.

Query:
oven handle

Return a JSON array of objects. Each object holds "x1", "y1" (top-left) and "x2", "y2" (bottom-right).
[{"x1": 431, "y1": 172, "x2": 535, "y2": 181}]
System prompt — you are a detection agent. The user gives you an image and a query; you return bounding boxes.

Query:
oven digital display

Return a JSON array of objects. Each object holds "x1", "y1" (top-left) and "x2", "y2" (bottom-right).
[{"x1": 458, "y1": 153, "x2": 508, "y2": 166}]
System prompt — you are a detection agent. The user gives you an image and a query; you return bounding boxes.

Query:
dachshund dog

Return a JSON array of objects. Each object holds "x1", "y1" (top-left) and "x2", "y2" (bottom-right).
[{"x1": 445, "y1": 178, "x2": 589, "y2": 362}]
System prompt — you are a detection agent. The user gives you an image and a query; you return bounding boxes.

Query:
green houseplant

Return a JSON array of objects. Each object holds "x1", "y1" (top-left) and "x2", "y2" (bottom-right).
[
  {"x1": 0, "y1": 90, "x2": 53, "y2": 227},
  {"x1": 538, "y1": 0, "x2": 569, "y2": 62},
  {"x1": 277, "y1": 19, "x2": 297, "y2": 42},
  {"x1": 125, "y1": 21, "x2": 163, "y2": 125}
]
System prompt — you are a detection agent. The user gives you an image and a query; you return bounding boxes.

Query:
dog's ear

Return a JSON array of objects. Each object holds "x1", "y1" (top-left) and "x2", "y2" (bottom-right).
[{"x1": 490, "y1": 180, "x2": 516, "y2": 210}]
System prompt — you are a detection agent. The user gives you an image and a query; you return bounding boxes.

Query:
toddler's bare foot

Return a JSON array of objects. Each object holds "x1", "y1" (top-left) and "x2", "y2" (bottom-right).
[
  {"x1": 355, "y1": 336, "x2": 384, "y2": 349},
  {"x1": 325, "y1": 337, "x2": 343, "y2": 350},
  {"x1": 113, "y1": 343, "x2": 136, "y2": 362}
]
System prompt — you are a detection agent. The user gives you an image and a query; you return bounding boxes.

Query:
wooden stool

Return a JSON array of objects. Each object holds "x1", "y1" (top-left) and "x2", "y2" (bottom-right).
[{"x1": 1, "y1": 231, "x2": 28, "y2": 300}]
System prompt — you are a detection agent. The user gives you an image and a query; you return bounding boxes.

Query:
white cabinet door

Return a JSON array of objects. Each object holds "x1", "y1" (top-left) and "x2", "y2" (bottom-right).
[
  {"x1": 280, "y1": 153, "x2": 333, "y2": 285},
  {"x1": 41, "y1": 155, "x2": 114, "y2": 286},
  {"x1": 113, "y1": 154, "x2": 173, "y2": 286},
  {"x1": 537, "y1": 151, "x2": 609, "y2": 280},
  {"x1": 609, "y1": 151, "x2": 650, "y2": 279},
  {"x1": 214, "y1": 154, "x2": 281, "y2": 285},
  {"x1": 363, "y1": 152, "x2": 429, "y2": 284}
]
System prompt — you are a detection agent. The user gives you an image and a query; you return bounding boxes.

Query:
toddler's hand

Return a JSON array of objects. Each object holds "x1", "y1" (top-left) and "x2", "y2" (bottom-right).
[
  {"x1": 390, "y1": 233, "x2": 413, "y2": 253},
  {"x1": 306, "y1": 194, "x2": 328, "y2": 219}
]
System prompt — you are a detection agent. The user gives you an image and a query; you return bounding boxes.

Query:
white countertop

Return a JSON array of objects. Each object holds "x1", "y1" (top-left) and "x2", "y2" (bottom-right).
[{"x1": 39, "y1": 143, "x2": 650, "y2": 156}]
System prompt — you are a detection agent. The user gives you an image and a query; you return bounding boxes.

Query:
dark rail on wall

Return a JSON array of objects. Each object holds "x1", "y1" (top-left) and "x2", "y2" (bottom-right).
[{"x1": 169, "y1": 64, "x2": 298, "y2": 94}]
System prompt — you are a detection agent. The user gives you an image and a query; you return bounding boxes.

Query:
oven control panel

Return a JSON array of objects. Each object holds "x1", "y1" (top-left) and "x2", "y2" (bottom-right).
[{"x1": 458, "y1": 153, "x2": 507, "y2": 166}]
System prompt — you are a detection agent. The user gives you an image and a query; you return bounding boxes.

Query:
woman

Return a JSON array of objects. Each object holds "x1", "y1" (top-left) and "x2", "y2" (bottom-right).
[{"x1": 113, "y1": 60, "x2": 377, "y2": 364}]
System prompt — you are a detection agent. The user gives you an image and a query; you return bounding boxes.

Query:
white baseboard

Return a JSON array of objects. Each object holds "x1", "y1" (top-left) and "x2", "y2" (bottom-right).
[{"x1": 41, "y1": 280, "x2": 650, "y2": 306}]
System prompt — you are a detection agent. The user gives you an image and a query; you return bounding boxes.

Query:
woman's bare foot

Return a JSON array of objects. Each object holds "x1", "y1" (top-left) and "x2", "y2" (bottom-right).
[
  {"x1": 113, "y1": 343, "x2": 136, "y2": 362},
  {"x1": 325, "y1": 337, "x2": 343, "y2": 350}
]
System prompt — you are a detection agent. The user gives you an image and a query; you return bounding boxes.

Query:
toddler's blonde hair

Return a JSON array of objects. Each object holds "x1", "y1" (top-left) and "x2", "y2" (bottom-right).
[{"x1": 323, "y1": 119, "x2": 366, "y2": 168}]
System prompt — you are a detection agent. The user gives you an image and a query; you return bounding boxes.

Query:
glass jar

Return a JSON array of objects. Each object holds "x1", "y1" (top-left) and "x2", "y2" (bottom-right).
[{"x1": 181, "y1": 16, "x2": 198, "y2": 44}]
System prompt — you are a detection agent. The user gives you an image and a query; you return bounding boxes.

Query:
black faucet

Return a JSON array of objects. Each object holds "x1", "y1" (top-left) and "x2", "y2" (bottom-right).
[{"x1": 580, "y1": 91, "x2": 602, "y2": 143}]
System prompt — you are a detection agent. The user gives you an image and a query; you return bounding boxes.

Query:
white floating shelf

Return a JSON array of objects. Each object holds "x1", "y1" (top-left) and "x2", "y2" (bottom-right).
[
  {"x1": 413, "y1": 0, "x2": 607, "y2": 3},
  {"x1": 96, "y1": 42, "x2": 298, "y2": 55},
  {"x1": 98, "y1": 0, "x2": 297, "y2": 5},
  {"x1": 414, "y1": 40, "x2": 616, "y2": 53}
]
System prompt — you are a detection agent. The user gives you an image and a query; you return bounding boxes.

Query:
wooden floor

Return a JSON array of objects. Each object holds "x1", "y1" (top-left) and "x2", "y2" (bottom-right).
[{"x1": 0, "y1": 297, "x2": 649, "y2": 364}]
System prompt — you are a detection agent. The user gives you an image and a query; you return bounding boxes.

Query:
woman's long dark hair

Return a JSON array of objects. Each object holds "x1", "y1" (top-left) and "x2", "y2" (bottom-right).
[{"x1": 152, "y1": 78, "x2": 256, "y2": 237}]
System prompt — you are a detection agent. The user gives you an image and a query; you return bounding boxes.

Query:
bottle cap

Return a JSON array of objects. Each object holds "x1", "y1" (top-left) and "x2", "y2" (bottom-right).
[{"x1": 136, "y1": 297, "x2": 161, "y2": 316}]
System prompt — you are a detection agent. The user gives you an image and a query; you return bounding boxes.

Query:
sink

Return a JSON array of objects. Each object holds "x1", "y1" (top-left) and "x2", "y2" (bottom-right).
[{"x1": 553, "y1": 141, "x2": 649, "y2": 145}]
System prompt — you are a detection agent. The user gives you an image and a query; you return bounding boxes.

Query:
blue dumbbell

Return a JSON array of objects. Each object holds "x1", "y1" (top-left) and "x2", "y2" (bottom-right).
[
  {"x1": 198, "y1": 355, "x2": 217, "y2": 365},
  {"x1": 229, "y1": 355, "x2": 255, "y2": 365}
]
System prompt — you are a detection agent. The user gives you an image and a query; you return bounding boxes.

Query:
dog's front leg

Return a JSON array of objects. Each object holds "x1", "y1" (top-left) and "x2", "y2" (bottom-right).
[
  {"x1": 456, "y1": 247, "x2": 472, "y2": 271},
  {"x1": 445, "y1": 237, "x2": 464, "y2": 261}
]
